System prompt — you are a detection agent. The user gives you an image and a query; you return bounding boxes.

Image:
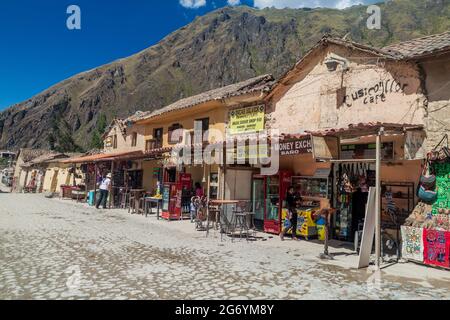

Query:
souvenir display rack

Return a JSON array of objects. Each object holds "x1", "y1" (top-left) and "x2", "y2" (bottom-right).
[
  {"x1": 401, "y1": 151, "x2": 450, "y2": 270},
  {"x1": 291, "y1": 176, "x2": 331, "y2": 199},
  {"x1": 381, "y1": 181, "x2": 415, "y2": 229}
]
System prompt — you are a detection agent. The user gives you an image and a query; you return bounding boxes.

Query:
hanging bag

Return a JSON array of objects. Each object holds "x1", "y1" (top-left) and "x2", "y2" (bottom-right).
[
  {"x1": 420, "y1": 160, "x2": 436, "y2": 191},
  {"x1": 418, "y1": 160, "x2": 438, "y2": 204},
  {"x1": 418, "y1": 186, "x2": 438, "y2": 204},
  {"x1": 358, "y1": 163, "x2": 369, "y2": 193},
  {"x1": 432, "y1": 134, "x2": 449, "y2": 163}
]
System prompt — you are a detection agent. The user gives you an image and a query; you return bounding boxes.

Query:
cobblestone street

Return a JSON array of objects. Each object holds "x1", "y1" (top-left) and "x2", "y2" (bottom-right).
[{"x1": 1, "y1": 193, "x2": 449, "y2": 300}]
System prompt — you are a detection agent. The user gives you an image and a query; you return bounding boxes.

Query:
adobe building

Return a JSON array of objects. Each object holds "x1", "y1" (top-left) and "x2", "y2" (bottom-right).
[{"x1": 263, "y1": 32, "x2": 449, "y2": 240}]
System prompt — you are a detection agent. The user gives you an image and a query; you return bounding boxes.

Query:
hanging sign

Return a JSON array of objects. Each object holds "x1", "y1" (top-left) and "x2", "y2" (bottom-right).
[
  {"x1": 312, "y1": 136, "x2": 340, "y2": 160},
  {"x1": 228, "y1": 105, "x2": 265, "y2": 135},
  {"x1": 405, "y1": 130, "x2": 427, "y2": 160},
  {"x1": 277, "y1": 136, "x2": 313, "y2": 156}
]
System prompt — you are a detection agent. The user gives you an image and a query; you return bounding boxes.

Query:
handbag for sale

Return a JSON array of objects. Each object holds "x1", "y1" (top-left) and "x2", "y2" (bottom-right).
[
  {"x1": 420, "y1": 161, "x2": 436, "y2": 191},
  {"x1": 431, "y1": 134, "x2": 449, "y2": 163},
  {"x1": 418, "y1": 186, "x2": 438, "y2": 204},
  {"x1": 438, "y1": 147, "x2": 450, "y2": 162},
  {"x1": 358, "y1": 164, "x2": 369, "y2": 193}
]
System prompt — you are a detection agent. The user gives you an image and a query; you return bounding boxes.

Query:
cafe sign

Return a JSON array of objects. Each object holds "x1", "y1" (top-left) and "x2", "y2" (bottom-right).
[
  {"x1": 277, "y1": 136, "x2": 313, "y2": 156},
  {"x1": 228, "y1": 105, "x2": 265, "y2": 135}
]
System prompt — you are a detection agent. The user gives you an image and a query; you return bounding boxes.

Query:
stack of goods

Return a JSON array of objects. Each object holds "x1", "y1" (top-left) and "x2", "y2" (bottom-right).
[{"x1": 401, "y1": 141, "x2": 450, "y2": 269}]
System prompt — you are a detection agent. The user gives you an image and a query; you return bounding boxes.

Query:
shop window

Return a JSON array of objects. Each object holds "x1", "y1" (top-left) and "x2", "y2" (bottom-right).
[
  {"x1": 168, "y1": 124, "x2": 183, "y2": 144},
  {"x1": 131, "y1": 132, "x2": 138, "y2": 147}
]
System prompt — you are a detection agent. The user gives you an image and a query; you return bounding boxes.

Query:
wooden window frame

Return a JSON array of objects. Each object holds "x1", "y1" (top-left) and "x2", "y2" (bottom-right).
[{"x1": 168, "y1": 124, "x2": 183, "y2": 145}]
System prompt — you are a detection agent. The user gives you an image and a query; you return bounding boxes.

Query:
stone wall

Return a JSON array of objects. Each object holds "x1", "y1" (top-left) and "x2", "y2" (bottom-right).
[{"x1": 422, "y1": 52, "x2": 450, "y2": 150}]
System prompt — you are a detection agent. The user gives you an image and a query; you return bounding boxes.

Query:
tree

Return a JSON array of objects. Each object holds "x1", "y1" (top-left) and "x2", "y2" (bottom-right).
[
  {"x1": 48, "y1": 113, "x2": 84, "y2": 153},
  {"x1": 90, "y1": 114, "x2": 108, "y2": 150}
]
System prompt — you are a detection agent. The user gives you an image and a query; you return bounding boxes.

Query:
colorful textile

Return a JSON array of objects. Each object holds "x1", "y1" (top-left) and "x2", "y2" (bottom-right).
[
  {"x1": 431, "y1": 163, "x2": 450, "y2": 215},
  {"x1": 423, "y1": 229, "x2": 450, "y2": 269},
  {"x1": 401, "y1": 226, "x2": 424, "y2": 263}
]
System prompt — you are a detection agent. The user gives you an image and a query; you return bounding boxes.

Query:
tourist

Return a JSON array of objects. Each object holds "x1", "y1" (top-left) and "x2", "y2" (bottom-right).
[{"x1": 96, "y1": 173, "x2": 112, "y2": 209}]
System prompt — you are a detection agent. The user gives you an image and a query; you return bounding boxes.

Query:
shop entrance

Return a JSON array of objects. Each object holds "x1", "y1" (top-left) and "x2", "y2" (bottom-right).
[
  {"x1": 165, "y1": 168, "x2": 177, "y2": 183},
  {"x1": 332, "y1": 162, "x2": 375, "y2": 242}
]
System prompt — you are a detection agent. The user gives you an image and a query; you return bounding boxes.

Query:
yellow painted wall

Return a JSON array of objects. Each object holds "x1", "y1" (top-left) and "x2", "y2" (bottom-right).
[
  {"x1": 140, "y1": 101, "x2": 229, "y2": 148},
  {"x1": 104, "y1": 123, "x2": 147, "y2": 153},
  {"x1": 142, "y1": 160, "x2": 160, "y2": 193},
  {"x1": 42, "y1": 167, "x2": 58, "y2": 192}
]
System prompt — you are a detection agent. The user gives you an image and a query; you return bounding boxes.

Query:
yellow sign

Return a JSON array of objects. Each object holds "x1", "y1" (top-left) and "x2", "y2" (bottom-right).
[{"x1": 228, "y1": 105, "x2": 265, "y2": 135}]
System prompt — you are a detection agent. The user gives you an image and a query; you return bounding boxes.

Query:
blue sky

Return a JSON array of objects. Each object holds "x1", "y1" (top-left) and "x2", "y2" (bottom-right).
[{"x1": 0, "y1": 0, "x2": 376, "y2": 110}]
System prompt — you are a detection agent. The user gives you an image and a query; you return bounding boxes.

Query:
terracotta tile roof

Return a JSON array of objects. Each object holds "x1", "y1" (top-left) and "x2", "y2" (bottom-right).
[
  {"x1": 306, "y1": 122, "x2": 424, "y2": 138},
  {"x1": 102, "y1": 118, "x2": 128, "y2": 139},
  {"x1": 18, "y1": 149, "x2": 52, "y2": 163},
  {"x1": 383, "y1": 31, "x2": 450, "y2": 59},
  {"x1": 128, "y1": 74, "x2": 274, "y2": 123},
  {"x1": 21, "y1": 153, "x2": 68, "y2": 167},
  {"x1": 62, "y1": 150, "x2": 144, "y2": 164}
]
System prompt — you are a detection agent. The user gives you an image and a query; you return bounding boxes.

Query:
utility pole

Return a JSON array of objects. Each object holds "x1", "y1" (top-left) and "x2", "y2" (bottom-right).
[{"x1": 375, "y1": 127, "x2": 384, "y2": 269}]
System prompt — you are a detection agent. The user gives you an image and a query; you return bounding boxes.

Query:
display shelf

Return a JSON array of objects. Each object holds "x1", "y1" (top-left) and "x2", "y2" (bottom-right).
[{"x1": 381, "y1": 181, "x2": 415, "y2": 233}]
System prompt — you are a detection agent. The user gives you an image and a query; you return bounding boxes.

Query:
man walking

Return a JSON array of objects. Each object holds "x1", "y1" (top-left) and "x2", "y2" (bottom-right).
[
  {"x1": 96, "y1": 173, "x2": 112, "y2": 209},
  {"x1": 280, "y1": 186, "x2": 300, "y2": 241}
]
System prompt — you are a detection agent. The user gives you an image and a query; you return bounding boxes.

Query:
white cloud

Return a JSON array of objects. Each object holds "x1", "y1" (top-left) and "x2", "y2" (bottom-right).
[
  {"x1": 335, "y1": 0, "x2": 363, "y2": 9},
  {"x1": 228, "y1": 0, "x2": 242, "y2": 5},
  {"x1": 253, "y1": 0, "x2": 364, "y2": 9},
  {"x1": 179, "y1": 0, "x2": 207, "y2": 9}
]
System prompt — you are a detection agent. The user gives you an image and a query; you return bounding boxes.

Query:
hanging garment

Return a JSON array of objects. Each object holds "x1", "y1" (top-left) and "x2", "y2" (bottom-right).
[
  {"x1": 385, "y1": 191, "x2": 397, "y2": 215},
  {"x1": 401, "y1": 226, "x2": 424, "y2": 263},
  {"x1": 358, "y1": 163, "x2": 369, "y2": 193}
]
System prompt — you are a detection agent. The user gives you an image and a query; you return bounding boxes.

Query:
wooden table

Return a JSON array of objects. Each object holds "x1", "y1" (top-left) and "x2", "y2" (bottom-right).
[{"x1": 130, "y1": 189, "x2": 146, "y2": 215}]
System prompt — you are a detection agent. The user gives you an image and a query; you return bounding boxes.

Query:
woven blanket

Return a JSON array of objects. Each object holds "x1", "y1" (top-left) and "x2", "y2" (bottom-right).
[{"x1": 401, "y1": 226, "x2": 424, "y2": 262}]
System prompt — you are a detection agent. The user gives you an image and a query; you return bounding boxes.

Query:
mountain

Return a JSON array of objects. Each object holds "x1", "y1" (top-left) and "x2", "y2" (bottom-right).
[{"x1": 1, "y1": 0, "x2": 449, "y2": 151}]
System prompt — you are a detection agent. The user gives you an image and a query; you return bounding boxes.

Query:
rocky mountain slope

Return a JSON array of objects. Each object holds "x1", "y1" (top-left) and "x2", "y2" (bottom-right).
[{"x1": 1, "y1": 0, "x2": 449, "y2": 151}]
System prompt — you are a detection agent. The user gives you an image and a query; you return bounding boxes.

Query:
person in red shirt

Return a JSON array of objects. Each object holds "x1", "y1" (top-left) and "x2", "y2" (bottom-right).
[{"x1": 195, "y1": 182, "x2": 204, "y2": 198}]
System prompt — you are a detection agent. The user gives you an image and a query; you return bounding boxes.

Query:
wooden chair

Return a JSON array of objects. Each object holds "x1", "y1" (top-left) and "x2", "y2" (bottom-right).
[{"x1": 120, "y1": 189, "x2": 130, "y2": 209}]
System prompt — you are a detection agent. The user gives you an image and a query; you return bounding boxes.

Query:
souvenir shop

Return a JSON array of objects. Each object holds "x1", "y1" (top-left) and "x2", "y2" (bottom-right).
[
  {"x1": 67, "y1": 151, "x2": 146, "y2": 207},
  {"x1": 401, "y1": 135, "x2": 450, "y2": 269},
  {"x1": 329, "y1": 128, "x2": 422, "y2": 245},
  {"x1": 259, "y1": 125, "x2": 425, "y2": 246}
]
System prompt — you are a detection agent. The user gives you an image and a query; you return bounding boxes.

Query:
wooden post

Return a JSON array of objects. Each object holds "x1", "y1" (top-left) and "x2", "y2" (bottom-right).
[
  {"x1": 109, "y1": 161, "x2": 115, "y2": 209},
  {"x1": 94, "y1": 162, "x2": 98, "y2": 206},
  {"x1": 72, "y1": 164, "x2": 76, "y2": 187}
]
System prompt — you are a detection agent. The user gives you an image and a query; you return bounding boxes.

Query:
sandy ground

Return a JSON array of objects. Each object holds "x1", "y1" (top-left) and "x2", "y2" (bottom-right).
[{"x1": 0, "y1": 192, "x2": 449, "y2": 300}]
